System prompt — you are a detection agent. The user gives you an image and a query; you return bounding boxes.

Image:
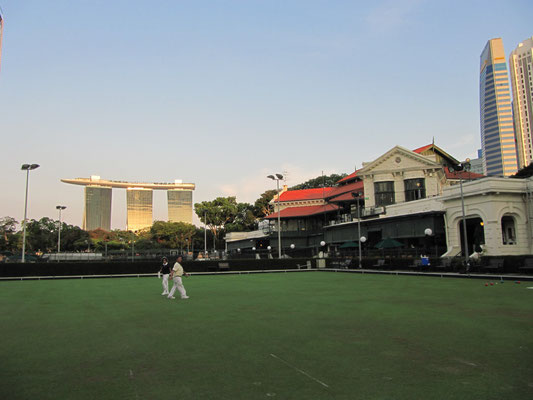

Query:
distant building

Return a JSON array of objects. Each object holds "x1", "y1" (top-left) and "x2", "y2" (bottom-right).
[
  {"x1": 126, "y1": 188, "x2": 153, "y2": 232},
  {"x1": 509, "y1": 36, "x2": 533, "y2": 169},
  {"x1": 84, "y1": 186, "x2": 112, "y2": 231},
  {"x1": 62, "y1": 176, "x2": 195, "y2": 231},
  {"x1": 480, "y1": 38, "x2": 518, "y2": 176},
  {"x1": 469, "y1": 149, "x2": 484, "y2": 175},
  {"x1": 168, "y1": 189, "x2": 193, "y2": 224}
]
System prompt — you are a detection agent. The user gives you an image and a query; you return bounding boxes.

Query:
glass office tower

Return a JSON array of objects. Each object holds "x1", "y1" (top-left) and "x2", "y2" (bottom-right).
[
  {"x1": 509, "y1": 36, "x2": 533, "y2": 169},
  {"x1": 83, "y1": 186, "x2": 112, "y2": 231},
  {"x1": 168, "y1": 190, "x2": 193, "y2": 224},
  {"x1": 480, "y1": 38, "x2": 518, "y2": 176},
  {"x1": 126, "y1": 188, "x2": 153, "y2": 231}
]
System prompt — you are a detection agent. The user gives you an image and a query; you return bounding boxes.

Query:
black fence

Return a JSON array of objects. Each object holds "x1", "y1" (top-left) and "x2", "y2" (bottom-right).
[{"x1": 0, "y1": 255, "x2": 531, "y2": 278}]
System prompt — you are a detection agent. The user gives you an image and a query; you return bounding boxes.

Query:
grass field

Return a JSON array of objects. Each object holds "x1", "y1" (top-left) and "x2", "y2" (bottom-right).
[{"x1": 1, "y1": 271, "x2": 532, "y2": 400}]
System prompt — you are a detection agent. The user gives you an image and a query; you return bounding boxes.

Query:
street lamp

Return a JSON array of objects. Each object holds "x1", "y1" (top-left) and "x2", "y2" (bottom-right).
[
  {"x1": 351, "y1": 192, "x2": 364, "y2": 269},
  {"x1": 360, "y1": 236, "x2": 367, "y2": 266},
  {"x1": 56, "y1": 205, "x2": 67, "y2": 254},
  {"x1": 204, "y1": 211, "x2": 208, "y2": 257},
  {"x1": 267, "y1": 173, "x2": 284, "y2": 258},
  {"x1": 449, "y1": 159, "x2": 471, "y2": 270},
  {"x1": 21, "y1": 163, "x2": 40, "y2": 263}
]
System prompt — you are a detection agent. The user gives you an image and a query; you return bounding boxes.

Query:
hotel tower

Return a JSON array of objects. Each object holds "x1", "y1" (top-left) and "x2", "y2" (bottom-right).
[
  {"x1": 62, "y1": 176, "x2": 195, "y2": 231},
  {"x1": 509, "y1": 36, "x2": 533, "y2": 169},
  {"x1": 479, "y1": 38, "x2": 518, "y2": 176}
]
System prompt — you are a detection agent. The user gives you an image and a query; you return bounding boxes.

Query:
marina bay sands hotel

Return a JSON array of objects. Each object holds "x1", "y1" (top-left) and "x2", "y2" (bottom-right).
[{"x1": 61, "y1": 176, "x2": 195, "y2": 231}]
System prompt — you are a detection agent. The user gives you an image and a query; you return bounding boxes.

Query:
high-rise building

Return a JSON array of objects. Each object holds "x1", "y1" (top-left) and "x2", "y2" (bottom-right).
[
  {"x1": 480, "y1": 38, "x2": 519, "y2": 176},
  {"x1": 126, "y1": 188, "x2": 153, "y2": 231},
  {"x1": 168, "y1": 189, "x2": 193, "y2": 224},
  {"x1": 83, "y1": 185, "x2": 112, "y2": 231},
  {"x1": 509, "y1": 36, "x2": 533, "y2": 169},
  {"x1": 62, "y1": 177, "x2": 195, "y2": 231}
]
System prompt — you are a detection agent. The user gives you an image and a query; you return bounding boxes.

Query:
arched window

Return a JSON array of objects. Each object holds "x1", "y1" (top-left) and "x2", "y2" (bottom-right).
[{"x1": 501, "y1": 216, "x2": 516, "y2": 245}]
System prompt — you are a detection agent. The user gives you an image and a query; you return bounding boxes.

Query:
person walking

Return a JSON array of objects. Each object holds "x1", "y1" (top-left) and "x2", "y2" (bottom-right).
[
  {"x1": 159, "y1": 257, "x2": 171, "y2": 296},
  {"x1": 168, "y1": 255, "x2": 190, "y2": 300}
]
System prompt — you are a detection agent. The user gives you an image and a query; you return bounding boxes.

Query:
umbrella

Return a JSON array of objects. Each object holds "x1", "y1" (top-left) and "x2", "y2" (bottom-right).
[
  {"x1": 374, "y1": 238, "x2": 403, "y2": 249},
  {"x1": 339, "y1": 241, "x2": 358, "y2": 248}
]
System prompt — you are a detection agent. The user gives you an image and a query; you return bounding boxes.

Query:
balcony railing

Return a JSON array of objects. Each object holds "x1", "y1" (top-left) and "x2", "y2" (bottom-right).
[{"x1": 327, "y1": 207, "x2": 386, "y2": 226}]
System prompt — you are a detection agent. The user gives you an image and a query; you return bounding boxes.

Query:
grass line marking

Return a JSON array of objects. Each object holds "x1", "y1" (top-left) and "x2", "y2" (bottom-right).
[{"x1": 270, "y1": 353, "x2": 329, "y2": 388}]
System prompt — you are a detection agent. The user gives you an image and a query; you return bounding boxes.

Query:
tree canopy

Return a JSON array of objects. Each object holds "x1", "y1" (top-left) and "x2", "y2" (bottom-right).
[{"x1": 289, "y1": 173, "x2": 347, "y2": 190}]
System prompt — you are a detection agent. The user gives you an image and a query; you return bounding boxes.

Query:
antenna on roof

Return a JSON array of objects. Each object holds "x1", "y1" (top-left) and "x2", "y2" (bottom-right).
[{"x1": 432, "y1": 136, "x2": 435, "y2": 145}]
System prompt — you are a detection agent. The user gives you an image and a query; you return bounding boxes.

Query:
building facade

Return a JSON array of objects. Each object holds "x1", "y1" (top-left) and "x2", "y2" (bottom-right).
[
  {"x1": 168, "y1": 189, "x2": 193, "y2": 224},
  {"x1": 480, "y1": 38, "x2": 518, "y2": 176},
  {"x1": 126, "y1": 188, "x2": 153, "y2": 231},
  {"x1": 509, "y1": 36, "x2": 533, "y2": 169},
  {"x1": 62, "y1": 176, "x2": 195, "y2": 231},
  {"x1": 83, "y1": 186, "x2": 112, "y2": 231}
]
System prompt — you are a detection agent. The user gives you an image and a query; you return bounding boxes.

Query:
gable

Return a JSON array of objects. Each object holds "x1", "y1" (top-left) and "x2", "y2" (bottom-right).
[{"x1": 359, "y1": 146, "x2": 442, "y2": 176}]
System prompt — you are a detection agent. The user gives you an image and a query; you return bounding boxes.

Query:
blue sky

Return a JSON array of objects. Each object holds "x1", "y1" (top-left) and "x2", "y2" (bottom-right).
[{"x1": 1, "y1": 0, "x2": 532, "y2": 229}]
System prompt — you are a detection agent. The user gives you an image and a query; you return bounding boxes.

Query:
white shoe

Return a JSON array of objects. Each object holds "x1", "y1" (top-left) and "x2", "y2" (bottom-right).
[
  {"x1": 168, "y1": 296, "x2": 175, "y2": 299},
  {"x1": 181, "y1": 296, "x2": 189, "y2": 299},
  {"x1": 161, "y1": 292, "x2": 168, "y2": 295}
]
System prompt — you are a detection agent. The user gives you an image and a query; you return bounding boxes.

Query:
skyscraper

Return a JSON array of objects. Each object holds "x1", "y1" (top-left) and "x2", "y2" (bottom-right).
[
  {"x1": 83, "y1": 186, "x2": 112, "y2": 231},
  {"x1": 126, "y1": 188, "x2": 153, "y2": 232},
  {"x1": 168, "y1": 189, "x2": 193, "y2": 224},
  {"x1": 509, "y1": 36, "x2": 533, "y2": 169},
  {"x1": 62, "y1": 177, "x2": 195, "y2": 231},
  {"x1": 480, "y1": 38, "x2": 519, "y2": 176}
]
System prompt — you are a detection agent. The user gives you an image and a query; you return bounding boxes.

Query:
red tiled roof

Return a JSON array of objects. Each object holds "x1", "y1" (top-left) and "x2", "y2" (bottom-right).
[
  {"x1": 326, "y1": 180, "x2": 364, "y2": 199},
  {"x1": 444, "y1": 167, "x2": 484, "y2": 180},
  {"x1": 265, "y1": 204, "x2": 339, "y2": 219},
  {"x1": 413, "y1": 144, "x2": 433, "y2": 154},
  {"x1": 337, "y1": 170, "x2": 360, "y2": 184},
  {"x1": 328, "y1": 191, "x2": 360, "y2": 202},
  {"x1": 278, "y1": 187, "x2": 335, "y2": 202}
]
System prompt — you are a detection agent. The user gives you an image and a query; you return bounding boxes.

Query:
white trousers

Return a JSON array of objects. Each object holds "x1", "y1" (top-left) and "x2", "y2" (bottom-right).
[
  {"x1": 161, "y1": 274, "x2": 170, "y2": 294},
  {"x1": 169, "y1": 276, "x2": 187, "y2": 298}
]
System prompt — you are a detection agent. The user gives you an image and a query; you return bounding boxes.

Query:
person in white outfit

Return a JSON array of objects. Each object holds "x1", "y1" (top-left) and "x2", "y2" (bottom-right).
[
  {"x1": 168, "y1": 256, "x2": 190, "y2": 300},
  {"x1": 159, "y1": 257, "x2": 171, "y2": 296}
]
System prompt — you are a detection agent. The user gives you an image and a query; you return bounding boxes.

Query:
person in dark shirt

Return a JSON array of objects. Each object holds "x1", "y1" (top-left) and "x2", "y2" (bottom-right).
[{"x1": 159, "y1": 257, "x2": 171, "y2": 296}]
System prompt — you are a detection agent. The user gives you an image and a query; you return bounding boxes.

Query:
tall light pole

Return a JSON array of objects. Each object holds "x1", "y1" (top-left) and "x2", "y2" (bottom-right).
[
  {"x1": 56, "y1": 205, "x2": 66, "y2": 254},
  {"x1": 21, "y1": 164, "x2": 40, "y2": 263},
  {"x1": 267, "y1": 174, "x2": 283, "y2": 258},
  {"x1": 450, "y1": 159, "x2": 471, "y2": 270},
  {"x1": 351, "y1": 192, "x2": 364, "y2": 269},
  {"x1": 204, "y1": 211, "x2": 207, "y2": 257}
]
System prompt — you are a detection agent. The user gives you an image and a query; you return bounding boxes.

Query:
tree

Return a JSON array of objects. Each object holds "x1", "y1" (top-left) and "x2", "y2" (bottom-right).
[
  {"x1": 225, "y1": 202, "x2": 256, "y2": 232},
  {"x1": 253, "y1": 190, "x2": 277, "y2": 218},
  {"x1": 194, "y1": 197, "x2": 240, "y2": 248},
  {"x1": 289, "y1": 173, "x2": 347, "y2": 190},
  {"x1": 25, "y1": 217, "x2": 58, "y2": 253},
  {"x1": 511, "y1": 162, "x2": 533, "y2": 178},
  {"x1": 150, "y1": 221, "x2": 196, "y2": 250},
  {"x1": 0, "y1": 216, "x2": 18, "y2": 252}
]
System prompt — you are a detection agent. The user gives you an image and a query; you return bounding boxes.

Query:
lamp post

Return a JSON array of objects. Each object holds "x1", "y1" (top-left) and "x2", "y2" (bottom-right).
[
  {"x1": 449, "y1": 159, "x2": 471, "y2": 270},
  {"x1": 204, "y1": 211, "x2": 207, "y2": 257},
  {"x1": 267, "y1": 174, "x2": 284, "y2": 258},
  {"x1": 56, "y1": 205, "x2": 66, "y2": 254},
  {"x1": 360, "y1": 236, "x2": 367, "y2": 267},
  {"x1": 21, "y1": 164, "x2": 40, "y2": 263},
  {"x1": 351, "y1": 192, "x2": 364, "y2": 269}
]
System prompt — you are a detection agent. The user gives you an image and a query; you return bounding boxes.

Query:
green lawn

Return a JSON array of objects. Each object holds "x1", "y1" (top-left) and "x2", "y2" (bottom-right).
[{"x1": 1, "y1": 272, "x2": 532, "y2": 400}]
